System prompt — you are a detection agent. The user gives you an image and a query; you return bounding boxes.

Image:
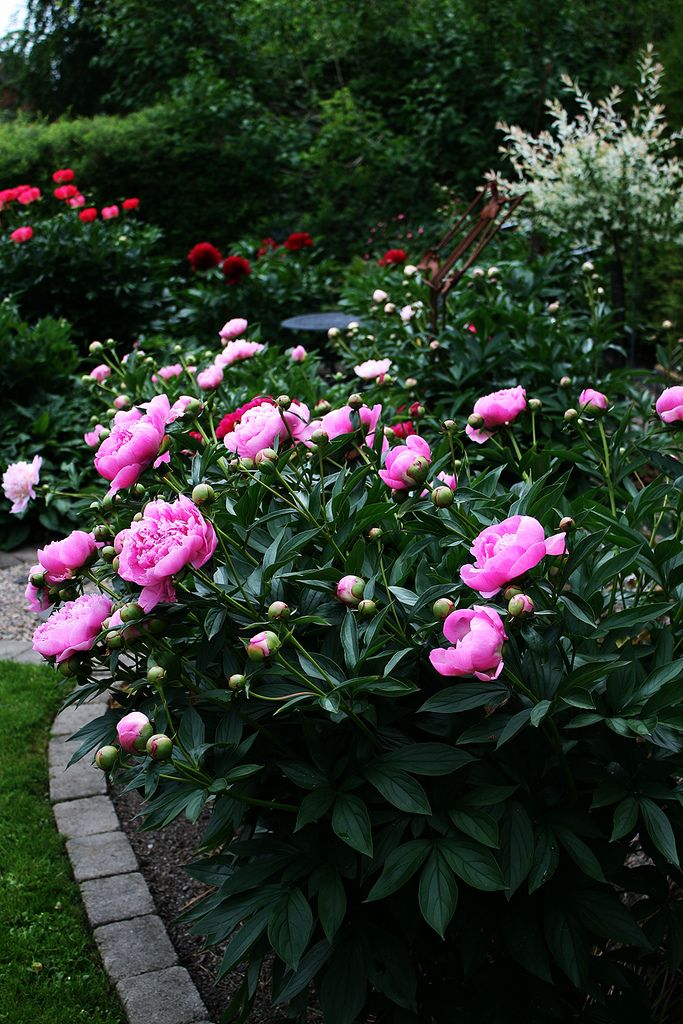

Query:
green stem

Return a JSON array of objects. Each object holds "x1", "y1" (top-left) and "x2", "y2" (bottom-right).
[{"x1": 597, "y1": 420, "x2": 617, "y2": 517}]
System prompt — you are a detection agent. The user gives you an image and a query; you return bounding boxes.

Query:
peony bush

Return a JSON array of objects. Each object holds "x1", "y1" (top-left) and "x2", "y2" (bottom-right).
[{"x1": 20, "y1": 277, "x2": 683, "y2": 1024}]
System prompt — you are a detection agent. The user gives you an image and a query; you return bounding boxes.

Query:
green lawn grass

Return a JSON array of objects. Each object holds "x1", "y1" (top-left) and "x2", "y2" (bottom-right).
[{"x1": 0, "y1": 659, "x2": 124, "y2": 1024}]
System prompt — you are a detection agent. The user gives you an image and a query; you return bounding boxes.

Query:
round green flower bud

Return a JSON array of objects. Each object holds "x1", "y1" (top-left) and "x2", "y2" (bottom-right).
[
  {"x1": 528, "y1": 398, "x2": 542, "y2": 412},
  {"x1": 111, "y1": 556, "x2": 120, "y2": 573},
  {"x1": 431, "y1": 485, "x2": 454, "y2": 508},
  {"x1": 147, "y1": 665, "x2": 166, "y2": 684},
  {"x1": 100, "y1": 546, "x2": 116, "y2": 563},
  {"x1": 267, "y1": 601, "x2": 290, "y2": 621},
  {"x1": 310, "y1": 429, "x2": 329, "y2": 445},
  {"x1": 368, "y1": 527, "x2": 383, "y2": 541},
  {"x1": 106, "y1": 631, "x2": 124, "y2": 650},
  {"x1": 564, "y1": 408, "x2": 578, "y2": 422},
  {"x1": 559, "y1": 516, "x2": 575, "y2": 532},
  {"x1": 93, "y1": 524, "x2": 113, "y2": 542},
  {"x1": 29, "y1": 569, "x2": 46, "y2": 588},
  {"x1": 559, "y1": 376, "x2": 572, "y2": 389},
  {"x1": 191, "y1": 483, "x2": 215, "y2": 506},
  {"x1": 255, "y1": 448, "x2": 277, "y2": 466},
  {"x1": 433, "y1": 597, "x2": 455, "y2": 620},
  {"x1": 120, "y1": 602, "x2": 144, "y2": 624},
  {"x1": 146, "y1": 618, "x2": 164, "y2": 636},
  {"x1": 58, "y1": 586, "x2": 78, "y2": 602},
  {"x1": 89, "y1": 340, "x2": 104, "y2": 355},
  {"x1": 58, "y1": 659, "x2": 78, "y2": 678},
  {"x1": 277, "y1": 395, "x2": 292, "y2": 410},
  {"x1": 357, "y1": 599, "x2": 377, "y2": 619},
  {"x1": 508, "y1": 595, "x2": 534, "y2": 618},
  {"x1": 406, "y1": 456, "x2": 430, "y2": 484},
  {"x1": 146, "y1": 734, "x2": 173, "y2": 761},
  {"x1": 239, "y1": 457, "x2": 255, "y2": 471},
  {"x1": 468, "y1": 413, "x2": 485, "y2": 429},
  {"x1": 315, "y1": 400, "x2": 331, "y2": 414},
  {"x1": 80, "y1": 374, "x2": 93, "y2": 386},
  {"x1": 442, "y1": 419, "x2": 455, "y2": 431},
  {"x1": 347, "y1": 393, "x2": 364, "y2": 410},
  {"x1": 228, "y1": 673, "x2": 246, "y2": 691},
  {"x1": 98, "y1": 428, "x2": 110, "y2": 441},
  {"x1": 95, "y1": 745, "x2": 118, "y2": 771},
  {"x1": 134, "y1": 483, "x2": 146, "y2": 496}
]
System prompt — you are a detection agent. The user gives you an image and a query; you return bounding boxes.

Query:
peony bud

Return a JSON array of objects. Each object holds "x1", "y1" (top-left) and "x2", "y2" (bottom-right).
[
  {"x1": 95, "y1": 745, "x2": 119, "y2": 771},
  {"x1": 468, "y1": 413, "x2": 484, "y2": 429},
  {"x1": 315, "y1": 399, "x2": 331, "y2": 414},
  {"x1": 429, "y1": 340, "x2": 440, "y2": 350},
  {"x1": 373, "y1": 289, "x2": 388, "y2": 303},
  {"x1": 29, "y1": 568, "x2": 46, "y2": 587},
  {"x1": 581, "y1": 261, "x2": 594, "y2": 273},
  {"x1": 368, "y1": 528, "x2": 383, "y2": 541},
  {"x1": 119, "y1": 602, "x2": 144, "y2": 624},
  {"x1": 547, "y1": 302, "x2": 560, "y2": 313},
  {"x1": 357, "y1": 599, "x2": 377, "y2": 618},
  {"x1": 116, "y1": 712, "x2": 153, "y2": 753},
  {"x1": 89, "y1": 341, "x2": 104, "y2": 355},
  {"x1": 191, "y1": 483, "x2": 215, "y2": 506},
  {"x1": 267, "y1": 601, "x2": 290, "y2": 621},
  {"x1": 433, "y1": 597, "x2": 455, "y2": 620},
  {"x1": 432, "y1": 485, "x2": 454, "y2": 508},
  {"x1": 559, "y1": 376, "x2": 572, "y2": 388},
  {"x1": 564, "y1": 408, "x2": 578, "y2": 422},
  {"x1": 336, "y1": 575, "x2": 365, "y2": 607},
  {"x1": 93, "y1": 524, "x2": 113, "y2": 542},
  {"x1": 528, "y1": 398, "x2": 542, "y2": 412},
  {"x1": 310, "y1": 429, "x2": 329, "y2": 445},
  {"x1": 503, "y1": 586, "x2": 523, "y2": 602},
  {"x1": 277, "y1": 395, "x2": 292, "y2": 410},
  {"x1": 405, "y1": 377, "x2": 418, "y2": 388},
  {"x1": 228, "y1": 673, "x2": 246, "y2": 690},
  {"x1": 347, "y1": 393, "x2": 364, "y2": 410},
  {"x1": 406, "y1": 456, "x2": 429, "y2": 484},
  {"x1": 247, "y1": 630, "x2": 281, "y2": 660},
  {"x1": 559, "y1": 516, "x2": 575, "y2": 532},
  {"x1": 255, "y1": 448, "x2": 277, "y2": 467},
  {"x1": 147, "y1": 666, "x2": 166, "y2": 684},
  {"x1": 662, "y1": 320, "x2": 673, "y2": 330},
  {"x1": 146, "y1": 734, "x2": 173, "y2": 761},
  {"x1": 328, "y1": 327, "x2": 340, "y2": 339},
  {"x1": 508, "y1": 594, "x2": 534, "y2": 618},
  {"x1": 384, "y1": 302, "x2": 396, "y2": 313}
]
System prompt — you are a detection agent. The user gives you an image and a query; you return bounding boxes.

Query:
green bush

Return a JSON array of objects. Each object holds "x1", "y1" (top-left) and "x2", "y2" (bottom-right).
[{"x1": 0, "y1": 296, "x2": 78, "y2": 397}]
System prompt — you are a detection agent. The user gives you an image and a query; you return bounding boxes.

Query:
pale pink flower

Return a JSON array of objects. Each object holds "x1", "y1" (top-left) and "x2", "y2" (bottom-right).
[
  {"x1": 90, "y1": 364, "x2": 111, "y2": 382},
  {"x1": 290, "y1": 345, "x2": 307, "y2": 363},
  {"x1": 215, "y1": 339, "x2": 265, "y2": 366},
  {"x1": 219, "y1": 317, "x2": 249, "y2": 341},
  {"x1": 3, "y1": 455, "x2": 42, "y2": 513},
  {"x1": 354, "y1": 358, "x2": 392, "y2": 381},
  {"x1": 197, "y1": 364, "x2": 224, "y2": 390},
  {"x1": 84, "y1": 424, "x2": 106, "y2": 447}
]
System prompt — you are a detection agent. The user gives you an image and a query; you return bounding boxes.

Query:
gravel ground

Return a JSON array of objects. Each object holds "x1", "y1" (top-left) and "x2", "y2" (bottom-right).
[{"x1": 0, "y1": 549, "x2": 39, "y2": 641}]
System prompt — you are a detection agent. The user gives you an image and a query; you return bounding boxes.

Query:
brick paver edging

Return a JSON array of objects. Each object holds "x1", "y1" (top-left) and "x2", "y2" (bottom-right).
[{"x1": 48, "y1": 695, "x2": 215, "y2": 1024}]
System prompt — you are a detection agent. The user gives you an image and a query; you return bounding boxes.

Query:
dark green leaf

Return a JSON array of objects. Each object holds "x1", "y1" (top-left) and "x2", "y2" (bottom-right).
[
  {"x1": 268, "y1": 889, "x2": 313, "y2": 969},
  {"x1": 418, "y1": 849, "x2": 458, "y2": 938},
  {"x1": 332, "y1": 794, "x2": 373, "y2": 856},
  {"x1": 366, "y1": 840, "x2": 431, "y2": 901}
]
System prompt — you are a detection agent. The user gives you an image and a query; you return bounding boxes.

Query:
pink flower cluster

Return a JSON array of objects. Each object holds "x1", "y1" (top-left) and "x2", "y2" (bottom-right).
[{"x1": 115, "y1": 496, "x2": 217, "y2": 611}]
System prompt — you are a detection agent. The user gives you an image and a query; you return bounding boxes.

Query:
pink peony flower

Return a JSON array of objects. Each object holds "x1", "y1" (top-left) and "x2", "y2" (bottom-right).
[
  {"x1": 219, "y1": 317, "x2": 249, "y2": 341},
  {"x1": 17, "y1": 187, "x2": 40, "y2": 204},
  {"x1": 37, "y1": 530, "x2": 98, "y2": 585},
  {"x1": 655, "y1": 386, "x2": 683, "y2": 424},
  {"x1": 84, "y1": 423, "x2": 106, "y2": 447},
  {"x1": 153, "y1": 363, "x2": 183, "y2": 382},
  {"x1": 25, "y1": 564, "x2": 52, "y2": 613},
  {"x1": 290, "y1": 345, "x2": 307, "y2": 363},
  {"x1": 224, "y1": 401, "x2": 310, "y2": 459},
  {"x1": 90, "y1": 363, "x2": 111, "y2": 382},
  {"x1": 3, "y1": 455, "x2": 42, "y2": 513},
  {"x1": 460, "y1": 515, "x2": 566, "y2": 598},
  {"x1": 94, "y1": 395, "x2": 170, "y2": 494},
  {"x1": 336, "y1": 575, "x2": 365, "y2": 607},
  {"x1": 307, "y1": 403, "x2": 383, "y2": 448},
  {"x1": 10, "y1": 226, "x2": 33, "y2": 243},
  {"x1": 113, "y1": 395, "x2": 129, "y2": 410},
  {"x1": 197, "y1": 364, "x2": 224, "y2": 390},
  {"x1": 32, "y1": 593, "x2": 112, "y2": 663},
  {"x1": 372, "y1": 289, "x2": 388, "y2": 303},
  {"x1": 579, "y1": 388, "x2": 608, "y2": 412},
  {"x1": 69, "y1": 194, "x2": 86, "y2": 208},
  {"x1": 379, "y1": 435, "x2": 431, "y2": 490},
  {"x1": 466, "y1": 386, "x2": 527, "y2": 444},
  {"x1": 117, "y1": 711, "x2": 152, "y2": 753},
  {"x1": 400, "y1": 305, "x2": 415, "y2": 322},
  {"x1": 215, "y1": 339, "x2": 265, "y2": 367},
  {"x1": 101, "y1": 205, "x2": 119, "y2": 220},
  {"x1": 114, "y1": 496, "x2": 217, "y2": 611},
  {"x1": 354, "y1": 358, "x2": 392, "y2": 381},
  {"x1": 429, "y1": 606, "x2": 507, "y2": 681}
]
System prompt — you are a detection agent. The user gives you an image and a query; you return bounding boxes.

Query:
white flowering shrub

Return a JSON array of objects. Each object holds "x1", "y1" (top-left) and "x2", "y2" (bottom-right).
[{"x1": 493, "y1": 46, "x2": 683, "y2": 257}]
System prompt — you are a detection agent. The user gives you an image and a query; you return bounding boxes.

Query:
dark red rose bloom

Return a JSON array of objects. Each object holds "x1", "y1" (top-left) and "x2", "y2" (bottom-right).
[
  {"x1": 122, "y1": 197, "x2": 140, "y2": 210},
  {"x1": 187, "y1": 241, "x2": 223, "y2": 271},
  {"x1": 378, "y1": 248, "x2": 407, "y2": 267},
  {"x1": 391, "y1": 420, "x2": 416, "y2": 438},
  {"x1": 216, "y1": 396, "x2": 275, "y2": 439},
  {"x1": 222, "y1": 254, "x2": 252, "y2": 285},
  {"x1": 256, "y1": 237, "x2": 279, "y2": 258},
  {"x1": 79, "y1": 208, "x2": 98, "y2": 223},
  {"x1": 54, "y1": 184, "x2": 79, "y2": 201},
  {"x1": 284, "y1": 231, "x2": 313, "y2": 252},
  {"x1": 52, "y1": 168, "x2": 75, "y2": 184}
]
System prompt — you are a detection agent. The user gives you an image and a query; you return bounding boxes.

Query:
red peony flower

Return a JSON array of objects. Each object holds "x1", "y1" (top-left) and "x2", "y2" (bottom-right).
[
  {"x1": 378, "y1": 248, "x2": 407, "y2": 267},
  {"x1": 187, "y1": 241, "x2": 222, "y2": 271},
  {"x1": 52, "y1": 168, "x2": 75, "y2": 184},
  {"x1": 79, "y1": 208, "x2": 98, "y2": 223},
  {"x1": 284, "y1": 231, "x2": 313, "y2": 252},
  {"x1": 222, "y1": 254, "x2": 252, "y2": 285},
  {"x1": 256, "y1": 237, "x2": 279, "y2": 258},
  {"x1": 54, "y1": 184, "x2": 79, "y2": 201},
  {"x1": 10, "y1": 226, "x2": 33, "y2": 243},
  {"x1": 216, "y1": 396, "x2": 275, "y2": 439},
  {"x1": 122, "y1": 197, "x2": 140, "y2": 210},
  {"x1": 17, "y1": 187, "x2": 41, "y2": 205},
  {"x1": 391, "y1": 420, "x2": 416, "y2": 438}
]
